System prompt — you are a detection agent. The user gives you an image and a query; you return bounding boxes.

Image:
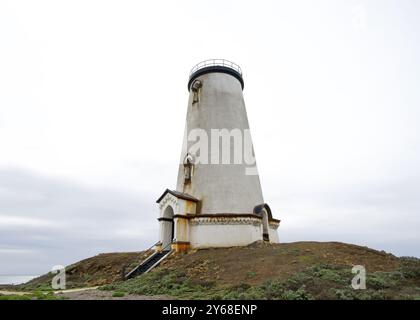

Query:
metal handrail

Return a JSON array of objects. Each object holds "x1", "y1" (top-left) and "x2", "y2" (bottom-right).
[
  {"x1": 124, "y1": 241, "x2": 159, "y2": 277},
  {"x1": 144, "y1": 241, "x2": 160, "y2": 253},
  {"x1": 124, "y1": 241, "x2": 173, "y2": 279},
  {"x1": 189, "y1": 59, "x2": 242, "y2": 77},
  {"x1": 137, "y1": 241, "x2": 171, "y2": 266},
  {"x1": 161, "y1": 242, "x2": 173, "y2": 252}
]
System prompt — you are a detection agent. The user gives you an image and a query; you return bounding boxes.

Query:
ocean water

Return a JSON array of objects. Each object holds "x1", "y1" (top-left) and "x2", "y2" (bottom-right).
[{"x1": 0, "y1": 275, "x2": 38, "y2": 285}]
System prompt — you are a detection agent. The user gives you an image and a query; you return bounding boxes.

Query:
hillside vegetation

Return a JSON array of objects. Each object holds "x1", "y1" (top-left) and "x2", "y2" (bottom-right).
[
  {"x1": 15, "y1": 242, "x2": 420, "y2": 299},
  {"x1": 19, "y1": 250, "x2": 151, "y2": 291}
]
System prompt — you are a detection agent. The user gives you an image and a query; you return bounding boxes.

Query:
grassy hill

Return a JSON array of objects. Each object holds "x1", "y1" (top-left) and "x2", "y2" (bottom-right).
[
  {"x1": 14, "y1": 241, "x2": 420, "y2": 299},
  {"x1": 18, "y1": 250, "x2": 151, "y2": 291}
]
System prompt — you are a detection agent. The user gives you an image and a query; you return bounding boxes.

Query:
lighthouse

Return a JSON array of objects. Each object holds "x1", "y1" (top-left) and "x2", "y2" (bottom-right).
[{"x1": 156, "y1": 59, "x2": 280, "y2": 252}]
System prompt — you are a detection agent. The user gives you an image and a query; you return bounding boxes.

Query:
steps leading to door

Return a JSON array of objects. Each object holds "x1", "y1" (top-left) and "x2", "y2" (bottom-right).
[{"x1": 124, "y1": 250, "x2": 171, "y2": 279}]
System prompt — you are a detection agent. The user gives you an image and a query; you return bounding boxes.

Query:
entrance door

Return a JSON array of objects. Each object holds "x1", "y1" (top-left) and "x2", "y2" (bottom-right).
[{"x1": 162, "y1": 206, "x2": 175, "y2": 249}]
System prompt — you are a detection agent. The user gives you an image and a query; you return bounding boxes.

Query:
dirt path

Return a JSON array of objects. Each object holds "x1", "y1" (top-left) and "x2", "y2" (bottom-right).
[
  {"x1": 1, "y1": 287, "x2": 172, "y2": 300},
  {"x1": 53, "y1": 286, "x2": 99, "y2": 294},
  {"x1": 58, "y1": 289, "x2": 172, "y2": 300},
  {"x1": 0, "y1": 290, "x2": 30, "y2": 296},
  {"x1": 0, "y1": 286, "x2": 99, "y2": 296}
]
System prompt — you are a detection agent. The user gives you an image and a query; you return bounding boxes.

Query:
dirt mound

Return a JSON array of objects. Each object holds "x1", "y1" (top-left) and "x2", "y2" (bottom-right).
[
  {"x1": 158, "y1": 241, "x2": 400, "y2": 286},
  {"x1": 20, "y1": 250, "x2": 151, "y2": 290},
  {"x1": 18, "y1": 241, "x2": 419, "y2": 300},
  {"x1": 108, "y1": 242, "x2": 418, "y2": 300}
]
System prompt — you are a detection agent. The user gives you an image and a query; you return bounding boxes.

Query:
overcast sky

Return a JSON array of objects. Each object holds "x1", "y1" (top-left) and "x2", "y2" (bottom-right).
[{"x1": 1, "y1": 0, "x2": 419, "y2": 277}]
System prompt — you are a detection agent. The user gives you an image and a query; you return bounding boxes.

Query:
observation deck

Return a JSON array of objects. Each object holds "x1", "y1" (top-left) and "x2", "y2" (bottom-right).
[{"x1": 188, "y1": 59, "x2": 244, "y2": 90}]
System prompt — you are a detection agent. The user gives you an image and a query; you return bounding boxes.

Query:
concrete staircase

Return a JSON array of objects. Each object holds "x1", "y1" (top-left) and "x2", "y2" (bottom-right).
[{"x1": 125, "y1": 249, "x2": 171, "y2": 279}]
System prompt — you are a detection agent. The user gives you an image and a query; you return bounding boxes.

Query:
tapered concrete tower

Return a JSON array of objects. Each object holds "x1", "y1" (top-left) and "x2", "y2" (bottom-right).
[{"x1": 156, "y1": 60, "x2": 280, "y2": 252}]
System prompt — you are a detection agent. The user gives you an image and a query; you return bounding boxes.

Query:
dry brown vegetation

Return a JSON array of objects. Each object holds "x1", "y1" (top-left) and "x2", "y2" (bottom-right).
[
  {"x1": 159, "y1": 241, "x2": 400, "y2": 286},
  {"x1": 19, "y1": 250, "x2": 151, "y2": 290}
]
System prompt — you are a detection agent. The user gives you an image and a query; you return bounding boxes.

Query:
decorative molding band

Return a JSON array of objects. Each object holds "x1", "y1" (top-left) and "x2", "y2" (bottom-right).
[
  {"x1": 175, "y1": 213, "x2": 263, "y2": 219},
  {"x1": 189, "y1": 216, "x2": 262, "y2": 226},
  {"x1": 197, "y1": 213, "x2": 263, "y2": 219},
  {"x1": 173, "y1": 213, "x2": 279, "y2": 224}
]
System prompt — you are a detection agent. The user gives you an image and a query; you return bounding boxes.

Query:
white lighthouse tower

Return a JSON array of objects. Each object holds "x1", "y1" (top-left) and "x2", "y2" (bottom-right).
[{"x1": 156, "y1": 59, "x2": 280, "y2": 252}]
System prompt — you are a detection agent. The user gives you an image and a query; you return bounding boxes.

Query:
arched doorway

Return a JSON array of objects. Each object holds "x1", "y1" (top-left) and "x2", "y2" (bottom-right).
[
  {"x1": 162, "y1": 205, "x2": 175, "y2": 249},
  {"x1": 253, "y1": 203, "x2": 272, "y2": 242},
  {"x1": 261, "y1": 208, "x2": 270, "y2": 242}
]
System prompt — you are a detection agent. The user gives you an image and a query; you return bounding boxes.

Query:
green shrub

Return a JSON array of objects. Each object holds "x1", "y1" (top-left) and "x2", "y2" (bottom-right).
[
  {"x1": 221, "y1": 285, "x2": 265, "y2": 300},
  {"x1": 0, "y1": 294, "x2": 32, "y2": 300},
  {"x1": 285, "y1": 271, "x2": 312, "y2": 288},
  {"x1": 332, "y1": 288, "x2": 355, "y2": 300},
  {"x1": 332, "y1": 288, "x2": 386, "y2": 300},
  {"x1": 261, "y1": 279, "x2": 284, "y2": 299},
  {"x1": 367, "y1": 272, "x2": 397, "y2": 289},
  {"x1": 112, "y1": 291, "x2": 125, "y2": 298},
  {"x1": 399, "y1": 257, "x2": 420, "y2": 279},
  {"x1": 111, "y1": 270, "x2": 214, "y2": 299},
  {"x1": 107, "y1": 260, "x2": 420, "y2": 300},
  {"x1": 100, "y1": 284, "x2": 116, "y2": 291},
  {"x1": 0, "y1": 292, "x2": 64, "y2": 300},
  {"x1": 280, "y1": 286, "x2": 313, "y2": 300},
  {"x1": 314, "y1": 268, "x2": 345, "y2": 283}
]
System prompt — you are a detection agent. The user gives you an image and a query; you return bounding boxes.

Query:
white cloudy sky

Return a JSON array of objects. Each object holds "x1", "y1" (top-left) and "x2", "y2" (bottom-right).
[{"x1": 1, "y1": 0, "x2": 419, "y2": 276}]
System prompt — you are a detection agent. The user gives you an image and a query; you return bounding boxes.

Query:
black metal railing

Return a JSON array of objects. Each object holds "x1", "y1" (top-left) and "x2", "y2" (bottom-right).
[
  {"x1": 190, "y1": 59, "x2": 242, "y2": 77},
  {"x1": 124, "y1": 241, "x2": 173, "y2": 279}
]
